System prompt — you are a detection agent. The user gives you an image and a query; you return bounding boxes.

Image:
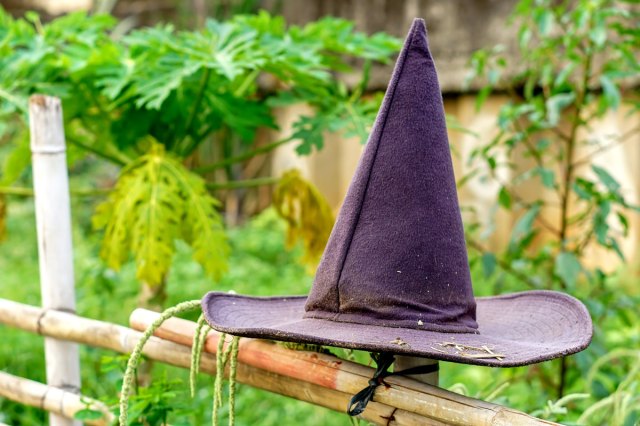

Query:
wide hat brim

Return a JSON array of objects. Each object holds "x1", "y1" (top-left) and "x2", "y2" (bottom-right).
[{"x1": 202, "y1": 290, "x2": 592, "y2": 367}]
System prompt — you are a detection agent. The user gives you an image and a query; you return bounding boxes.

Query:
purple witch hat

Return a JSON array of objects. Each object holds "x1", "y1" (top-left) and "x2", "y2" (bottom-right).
[{"x1": 202, "y1": 19, "x2": 592, "y2": 368}]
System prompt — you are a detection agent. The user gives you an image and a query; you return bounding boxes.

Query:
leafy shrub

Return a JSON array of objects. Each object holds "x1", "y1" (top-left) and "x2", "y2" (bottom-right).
[
  {"x1": 0, "y1": 8, "x2": 400, "y2": 290},
  {"x1": 463, "y1": 0, "x2": 639, "y2": 423}
]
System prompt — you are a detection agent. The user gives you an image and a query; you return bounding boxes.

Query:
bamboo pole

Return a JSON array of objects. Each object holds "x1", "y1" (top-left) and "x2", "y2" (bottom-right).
[
  {"x1": 129, "y1": 309, "x2": 559, "y2": 426},
  {"x1": 0, "y1": 371, "x2": 114, "y2": 426},
  {"x1": 29, "y1": 95, "x2": 81, "y2": 426},
  {"x1": 395, "y1": 356, "x2": 439, "y2": 386},
  {"x1": 393, "y1": 356, "x2": 438, "y2": 426},
  {"x1": 0, "y1": 299, "x2": 434, "y2": 426}
]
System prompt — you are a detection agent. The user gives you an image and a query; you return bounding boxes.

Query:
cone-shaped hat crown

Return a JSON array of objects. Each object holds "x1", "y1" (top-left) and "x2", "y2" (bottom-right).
[{"x1": 304, "y1": 19, "x2": 478, "y2": 333}]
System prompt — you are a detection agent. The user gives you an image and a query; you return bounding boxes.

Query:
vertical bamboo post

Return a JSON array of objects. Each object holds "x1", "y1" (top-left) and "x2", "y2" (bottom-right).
[
  {"x1": 29, "y1": 95, "x2": 82, "y2": 426},
  {"x1": 394, "y1": 357, "x2": 438, "y2": 386}
]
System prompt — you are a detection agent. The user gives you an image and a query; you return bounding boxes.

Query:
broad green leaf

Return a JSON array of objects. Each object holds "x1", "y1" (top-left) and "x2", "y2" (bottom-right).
[
  {"x1": 204, "y1": 91, "x2": 275, "y2": 143},
  {"x1": 518, "y1": 26, "x2": 532, "y2": 49},
  {"x1": 545, "y1": 93, "x2": 575, "y2": 126},
  {"x1": 599, "y1": 75, "x2": 621, "y2": 111},
  {"x1": 609, "y1": 238, "x2": 625, "y2": 261},
  {"x1": 74, "y1": 409, "x2": 105, "y2": 421},
  {"x1": 592, "y1": 165, "x2": 620, "y2": 193},
  {"x1": 573, "y1": 178, "x2": 595, "y2": 200},
  {"x1": 475, "y1": 86, "x2": 492, "y2": 111},
  {"x1": 553, "y1": 63, "x2": 575, "y2": 89},
  {"x1": 93, "y1": 143, "x2": 229, "y2": 285},
  {"x1": 616, "y1": 212, "x2": 629, "y2": 235},
  {"x1": 535, "y1": 9, "x2": 554, "y2": 35},
  {"x1": 510, "y1": 205, "x2": 540, "y2": 244},
  {"x1": 593, "y1": 201, "x2": 611, "y2": 245},
  {"x1": 498, "y1": 187, "x2": 512, "y2": 209},
  {"x1": 555, "y1": 251, "x2": 582, "y2": 288},
  {"x1": 481, "y1": 252, "x2": 498, "y2": 278},
  {"x1": 589, "y1": 22, "x2": 607, "y2": 48},
  {"x1": 132, "y1": 56, "x2": 202, "y2": 110},
  {"x1": 536, "y1": 167, "x2": 555, "y2": 189},
  {"x1": 1, "y1": 131, "x2": 30, "y2": 185}
]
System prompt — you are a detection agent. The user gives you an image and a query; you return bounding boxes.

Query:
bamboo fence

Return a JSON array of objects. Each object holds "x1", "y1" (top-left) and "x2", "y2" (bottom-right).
[
  {"x1": 0, "y1": 298, "x2": 557, "y2": 425},
  {"x1": 0, "y1": 371, "x2": 113, "y2": 426}
]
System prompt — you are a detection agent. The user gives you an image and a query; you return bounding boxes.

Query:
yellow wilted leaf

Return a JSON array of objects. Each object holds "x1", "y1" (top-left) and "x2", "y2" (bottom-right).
[{"x1": 273, "y1": 169, "x2": 334, "y2": 271}]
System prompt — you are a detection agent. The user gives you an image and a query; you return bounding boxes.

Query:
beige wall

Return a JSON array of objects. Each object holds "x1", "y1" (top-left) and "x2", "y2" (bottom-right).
[{"x1": 271, "y1": 96, "x2": 640, "y2": 267}]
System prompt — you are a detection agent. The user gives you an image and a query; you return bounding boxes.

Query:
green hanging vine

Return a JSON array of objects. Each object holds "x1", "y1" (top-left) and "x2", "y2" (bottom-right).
[
  {"x1": 191, "y1": 314, "x2": 210, "y2": 397},
  {"x1": 118, "y1": 300, "x2": 241, "y2": 426},
  {"x1": 212, "y1": 334, "x2": 240, "y2": 425}
]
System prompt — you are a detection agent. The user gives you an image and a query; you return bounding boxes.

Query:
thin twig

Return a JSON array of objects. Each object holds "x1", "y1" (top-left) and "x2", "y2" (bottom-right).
[
  {"x1": 0, "y1": 186, "x2": 111, "y2": 197},
  {"x1": 66, "y1": 134, "x2": 129, "y2": 166},
  {"x1": 179, "y1": 68, "x2": 212, "y2": 154},
  {"x1": 194, "y1": 137, "x2": 294, "y2": 174},
  {"x1": 571, "y1": 125, "x2": 640, "y2": 168},
  {"x1": 206, "y1": 176, "x2": 279, "y2": 191}
]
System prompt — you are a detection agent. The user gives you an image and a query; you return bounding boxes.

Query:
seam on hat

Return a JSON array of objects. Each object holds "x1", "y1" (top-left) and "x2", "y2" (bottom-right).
[{"x1": 333, "y1": 21, "x2": 423, "y2": 314}]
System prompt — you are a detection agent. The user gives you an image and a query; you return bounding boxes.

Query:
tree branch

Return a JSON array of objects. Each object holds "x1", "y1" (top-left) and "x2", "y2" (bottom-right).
[
  {"x1": 205, "y1": 176, "x2": 279, "y2": 190},
  {"x1": 194, "y1": 136, "x2": 294, "y2": 174}
]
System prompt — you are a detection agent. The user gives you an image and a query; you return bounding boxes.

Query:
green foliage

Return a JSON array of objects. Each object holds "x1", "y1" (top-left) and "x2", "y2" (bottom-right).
[
  {"x1": 464, "y1": 0, "x2": 640, "y2": 421},
  {"x1": 530, "y1": 393, "x2": 590, "y2": 421},
  {"x1": 0, "y1": 7, "x2": 399, "y2": 161},
  {"x1": 74, "y1": 407, "x2": 108, "y2": 422},
  {"x1": 93, "y1": 143, "x2": 228, "y2": 286},
  {"x1": 0, "y1": 7, "x2": 400, "y2": 291},
  {"x1": 577, "y1": 349, "x2": 640, "y2": 425},
  {"x1": 124, "y1": 379, "x2": 186, "y2": 426}
]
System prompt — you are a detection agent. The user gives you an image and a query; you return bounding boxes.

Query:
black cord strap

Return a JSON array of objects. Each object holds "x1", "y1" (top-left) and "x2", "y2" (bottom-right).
[{"x1": 346, "y1": 353, "x2": 439, "y2": 416}]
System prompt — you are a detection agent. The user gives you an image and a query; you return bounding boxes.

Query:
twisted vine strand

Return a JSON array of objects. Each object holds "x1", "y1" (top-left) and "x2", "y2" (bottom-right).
[
  {"x1": 212, "y1": 332, "x2": 228, "y2": 425},
  {"x1": 191, "y1": 314, "x2": 209, "y2": 397},
  {"x1": 119, "y1": 299, "x2": 202, "y2": 426},
  {"x1": 197, "y1": 325, "x2": 211, "y2": 378},
  {"x1": 212, "y1": 334, "x2": 241, "y2": 426},
  {"x1": 228, "y1": 336, "x2": 240, "y2": 426}
]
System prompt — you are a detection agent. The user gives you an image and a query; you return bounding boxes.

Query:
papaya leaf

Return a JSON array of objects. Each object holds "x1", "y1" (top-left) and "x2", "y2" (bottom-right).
[
  {"x1": 93, "y1": 143, "x2": 228, "y2": 286},
  {"x1": 162, "y1": 156, "x2": 229, "y2": 281},
  {"x1": 0, "y1": 130, "x2": 30, "y2": 185},
  {"x1": 273, "y1": 169, "x2": 334, "y2": 271}
]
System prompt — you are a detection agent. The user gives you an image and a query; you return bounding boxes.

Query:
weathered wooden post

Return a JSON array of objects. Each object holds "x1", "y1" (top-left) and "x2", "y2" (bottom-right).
[{"x1": 29, "y1": 95, "x2": 82, "y2": 426}]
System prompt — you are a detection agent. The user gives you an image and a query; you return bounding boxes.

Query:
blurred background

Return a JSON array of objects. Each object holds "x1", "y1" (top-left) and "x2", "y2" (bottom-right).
[{"x1": 0, "y1": 0, "x2": 638, "y2": 425}]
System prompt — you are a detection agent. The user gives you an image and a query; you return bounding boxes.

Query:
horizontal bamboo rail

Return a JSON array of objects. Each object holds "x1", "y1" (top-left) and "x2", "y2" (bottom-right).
[
  {"x1": 0, "y1": 298, "x2": 433, "y2": 426},
  {"x1": 0, "y1": 371, "x2": 113, "y2": 426},
  {"x1": 0, "y1": 298, "x2": 557, "y2": 425}
]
